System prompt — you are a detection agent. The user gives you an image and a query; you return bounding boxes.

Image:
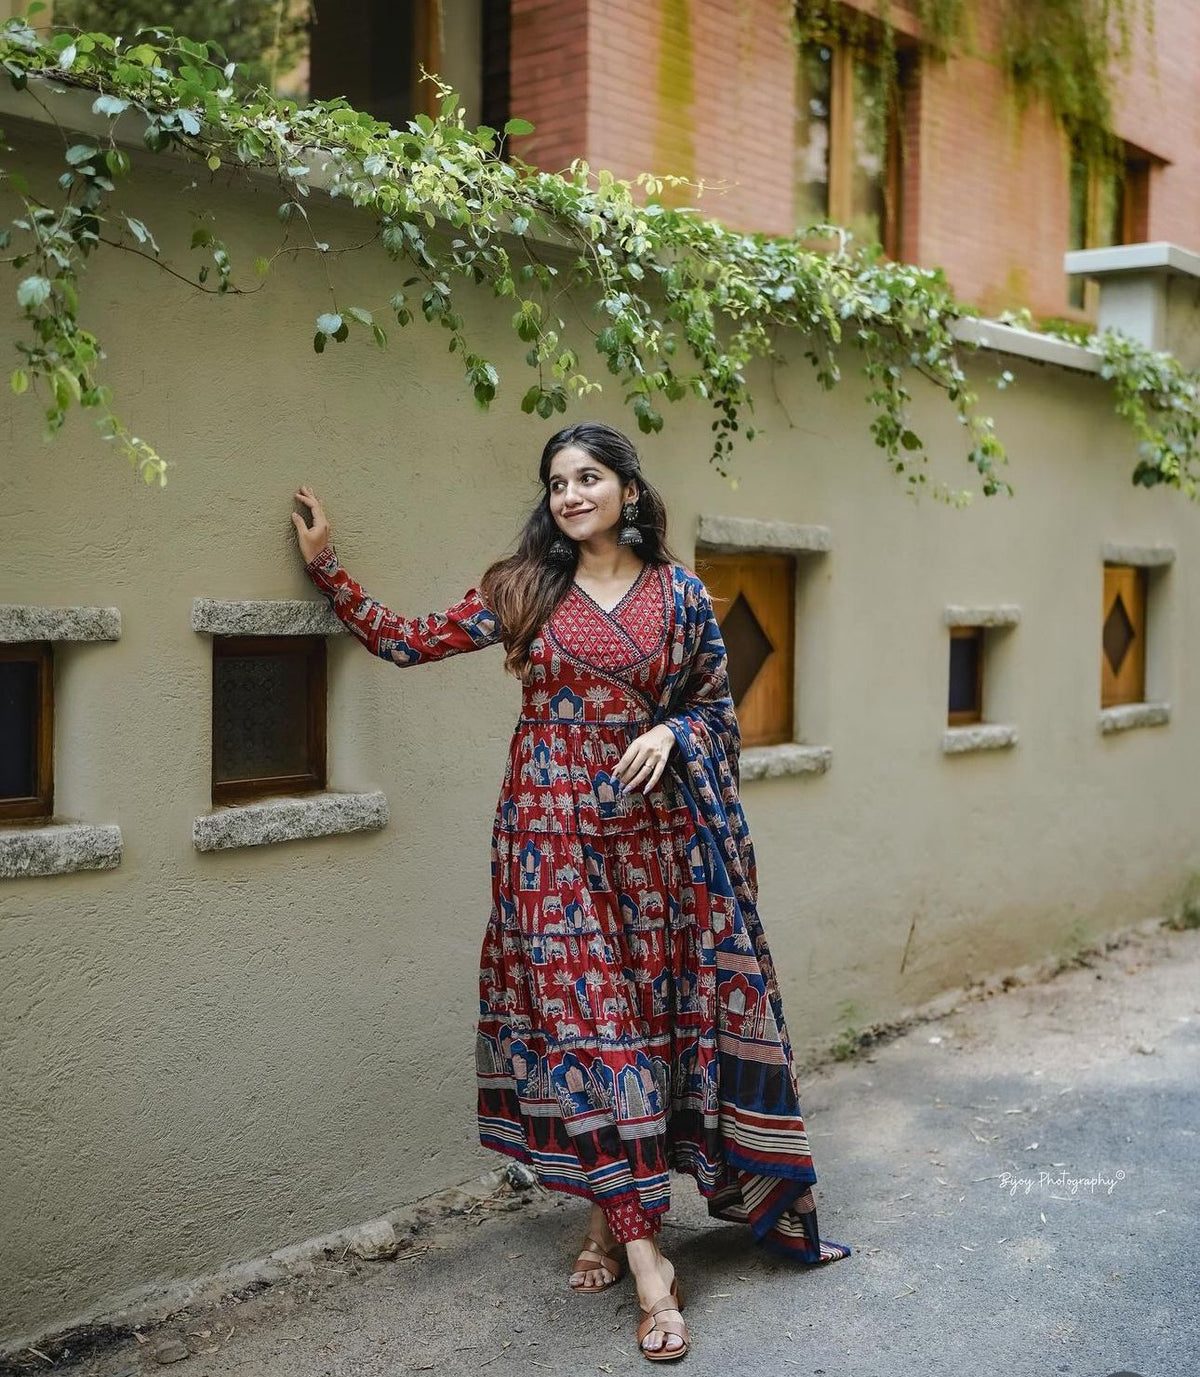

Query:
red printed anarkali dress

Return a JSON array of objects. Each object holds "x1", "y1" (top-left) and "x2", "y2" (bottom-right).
[{"x1": 303, "y1": 543, "x2": 851, "y2": 1264}]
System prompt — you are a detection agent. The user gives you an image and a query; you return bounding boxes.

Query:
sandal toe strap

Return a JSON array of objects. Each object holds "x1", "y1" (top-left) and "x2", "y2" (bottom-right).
[
  {"x1": 637, "y1": 1311, "x2": 688, "y2": 1344},
  {"x1": 573, "y1": 1238, "x2": 622, "y2": 1275}
]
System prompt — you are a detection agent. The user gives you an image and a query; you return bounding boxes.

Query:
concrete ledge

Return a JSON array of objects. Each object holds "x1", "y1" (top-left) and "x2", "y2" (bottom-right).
[
  {"x1": 193, "y1": 790, "x2": 388, "y2": 852},
  {"x1": 0, "y1": 605, "x2": 120, "y2": 642},
  {"x1": 1100, "y1": 542, "x2": 1176, "y2": 567},
  {"x1": 950, "y1": 316, "x2": 1101, "y2": 374},
  {"x1": 696, "y1": 515, "x2": 832, "y2": 555},
  {"x1": 0, "y1": 821, "x2": 122, "y2": 879},
  {"x1": 192, "y1": 600, "x2": 346, "y2": 636},
  {"x1": 740, "y1": 743, "x2": 832, "y2": 781},
  {"x1": 942, "y1": 724, "x2": 1018, "y2": 754},
  {"x1": 943, "y1": 604, "x2": 1021, "y2": 628},
  {"x1": 1099, "y1": 702, "x2": 1171, "y2": 735},
  {"x1": 1064, "y1": 241, "x2": 1200, "y2": 280}
]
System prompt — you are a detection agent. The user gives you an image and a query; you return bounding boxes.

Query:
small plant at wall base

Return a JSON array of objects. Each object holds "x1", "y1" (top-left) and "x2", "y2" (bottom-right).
[{"x1": 1, "y1": 8, "x2": 1198, "y2": 505}]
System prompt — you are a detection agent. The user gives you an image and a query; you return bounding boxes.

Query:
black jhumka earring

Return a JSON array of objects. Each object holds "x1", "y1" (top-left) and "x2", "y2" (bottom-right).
[
  {"x1": 547, "y1": 532, "x2": 575, "y2": 564},
  {"x1": 616, "y1": 497, "x2": 644, "y2": 547}
]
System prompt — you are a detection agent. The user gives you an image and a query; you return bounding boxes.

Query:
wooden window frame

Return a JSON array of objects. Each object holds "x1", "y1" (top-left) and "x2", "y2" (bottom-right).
[
  {"x1": 1101, "y1": 563, "x2": 1147, "y2": 708},
  {"x1": 796, "y1": 27, "x2": 909, "y2": 261},
  {"x1": 694, "y1": 552, "x2": 796, "y2": 750},
  {"x1": 211, "y1": 635, "x2": 327, "y2": 807},
  {"x1": 947, "y1": 625, "x2": 984, "y2": 726},
  {"x1": 0, "y1": 641, "x2": 54, "y2": 822},
  {"x1": 1069, "y1": 138, "x2": 1152, "y2": 313}
]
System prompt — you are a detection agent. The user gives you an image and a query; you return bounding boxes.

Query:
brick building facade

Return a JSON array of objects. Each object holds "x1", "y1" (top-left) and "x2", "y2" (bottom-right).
[{"x1": 502, "y1": 0, "x2": 1200, "y2": 323}]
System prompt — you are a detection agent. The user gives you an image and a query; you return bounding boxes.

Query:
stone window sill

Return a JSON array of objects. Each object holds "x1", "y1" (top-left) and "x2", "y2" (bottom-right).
[
  {"x1": 0, "y1": 605, "x2": 120, "y2": 641},
  {"x1": 740, "y1": 743, "x2": 832, "y2": 781},
  {"x1": 0, "y1": 821, "x2": 122, "y2": 879},
  {"x1": 191, "y1": 599, "x2": 345, "y2": 636},
  {"x1": 1099, "y1": 702, "x2": 1170, "y2": 735},
  {"x1": 193, "y1": 790, "x2": 388, "y2": 852},
  {"x1": 942, "y1": 724, "x2": 1018, "y2": 754}
]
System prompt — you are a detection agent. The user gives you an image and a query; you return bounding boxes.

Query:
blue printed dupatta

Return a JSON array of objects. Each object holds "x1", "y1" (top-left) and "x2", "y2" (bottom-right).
[{"x1": 651, "y1": 564, "x2": 852, "y2": 1265}]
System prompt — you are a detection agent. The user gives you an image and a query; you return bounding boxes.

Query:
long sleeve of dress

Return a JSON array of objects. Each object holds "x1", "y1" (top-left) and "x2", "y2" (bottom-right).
[{"x1": 303, "y1": 543, "x2": 502, "y2": 667}]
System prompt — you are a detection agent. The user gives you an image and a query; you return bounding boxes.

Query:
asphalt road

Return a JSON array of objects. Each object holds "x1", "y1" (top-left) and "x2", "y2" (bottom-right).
[{"x1": 8, "y1": 921, "x2": 1198, "y2": 1377}]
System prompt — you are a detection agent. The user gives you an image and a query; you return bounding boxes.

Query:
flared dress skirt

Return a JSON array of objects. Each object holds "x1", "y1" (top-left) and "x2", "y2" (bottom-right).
[{"x1": 474, "y1": 558, "x2": 851, "y2": 1262}]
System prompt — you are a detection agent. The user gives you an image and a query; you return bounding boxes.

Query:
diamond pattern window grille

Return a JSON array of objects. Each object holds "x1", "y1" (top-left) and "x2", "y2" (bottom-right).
[
  {"x1": 721, "y1": 592, "x2": 774, "y2": 706},
  {"x1": 1103, "y1": 592, "x2": 1136, "y2": 676}
]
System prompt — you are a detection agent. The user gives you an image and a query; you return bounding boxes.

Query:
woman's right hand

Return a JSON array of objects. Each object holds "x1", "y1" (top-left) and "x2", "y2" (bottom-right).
[{"x1": 292, "y1": 484, "x2": 332, "y2": 564}]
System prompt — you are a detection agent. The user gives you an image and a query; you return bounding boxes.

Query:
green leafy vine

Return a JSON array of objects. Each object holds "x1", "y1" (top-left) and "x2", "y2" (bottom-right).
[{"x1": 0, "y1": 3, "x2": 1196, "y2": 504}]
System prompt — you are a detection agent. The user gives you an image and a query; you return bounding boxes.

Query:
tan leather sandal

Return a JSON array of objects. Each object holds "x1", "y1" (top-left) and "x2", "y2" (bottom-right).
[
  {"x1": 635, "y1": 1275, "x2": 689, "y2": 1361},
  {"x1": 568, "y1": 1234, "x2": 626, "y2": 1292}
]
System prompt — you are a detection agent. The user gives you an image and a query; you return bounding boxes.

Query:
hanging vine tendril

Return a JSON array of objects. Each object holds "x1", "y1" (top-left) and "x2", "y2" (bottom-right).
[{"x1": 0, "y1": 3, "x2": 1196, "y2": 502}]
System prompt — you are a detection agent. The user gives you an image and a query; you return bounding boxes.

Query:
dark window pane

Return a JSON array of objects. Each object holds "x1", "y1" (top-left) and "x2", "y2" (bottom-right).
[
  {"x1": 214, "y1": 653, "x2": 311, "y2": 784},
  {"x1": 848, "y1": 51, "x2": 887, "y2": 248},
  {"x1": 721, "y1": 593, "x2": 774, "y2": 707},
  {"x1": 1068, "y1": 152, "x2": 1089, "y2": 308},
  {"x1": 1096, "y1": 164, "x2": 1124, "y2": 247},
  {"x1": 948, "y1": 634, "x2": 980, "y2": 714},
  {"x1": 309, "y1": 0, "x2": 417, "y2": 127},
  {"x1": 480, "y1": 0, "x2": 511, "y2": 136},
  {"x1": 795, "y1": 41, "x2": 832, "y2": 229},
  {"x1": 1103, "y1": 591, "x2": 1136, "y2": 675},
  {"x1": 0, "y1": 659, "x2": 38, "y2": 799}
]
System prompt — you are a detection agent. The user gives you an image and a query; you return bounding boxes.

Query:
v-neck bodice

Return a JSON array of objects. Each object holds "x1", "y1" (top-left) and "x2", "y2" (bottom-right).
[
  {"x1": 570, "y1": 558, "x2": 651, "y2": 616},
  {"x1": 544, "y1": 558, "x2": 669, "y2": 696}
]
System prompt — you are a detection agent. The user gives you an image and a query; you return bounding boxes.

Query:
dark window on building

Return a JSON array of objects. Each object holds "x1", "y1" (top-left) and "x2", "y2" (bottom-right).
[
  {"x1": 480, "y1": 0, "x2": 512, "y2": 137},
  {"x1": 212, "y1": 636, "x2": 327, "y2": 805},
  {"x1": 948, "y1": 627, "x2": 983, "y2": 725},
  {"x1": 0, "y1": 643, "x2": 53, "y2": 822},
  {"x1": 307, "y1": 0, "x2": 507, "y2": 131},
  {"x1": 794, "y1": 18, "x2": 910, "y2": 259},
  {"x1": 1068, "y1": 135, "x2": 1153, "y2": 310}
]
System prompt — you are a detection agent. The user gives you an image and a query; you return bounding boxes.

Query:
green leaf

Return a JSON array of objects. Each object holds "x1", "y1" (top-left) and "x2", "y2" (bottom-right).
[
  {"x1": 900, "y1": 429, "x2": 922, "y2": 450},
  {"x1": 343, "y1": 306, "x2": 373, "y2": 326},
  {"x1": 206, "y1": 153, "x2": 221, "y2": 171},
  {"x1": 65, "y1": 144, "x2": 99, "y2": 166},
  {"x1": 16, "y1": 276, "x2": 51, "y2": 309},
  {"x1": 372, "y1": 324, "x2": 388, "y2": 349},
  {"x1": 92, "y1": 94, "x2": 130, "y2": 117},
  {"x1": 10, "y1": 368, "x2": 29, "y2": 395},
  {"x1": 253, "y1": 256, "x2": 271, "y2": 276},
  {"x1": 313, "y1": 331, "x2": 326, "y2": 354},
  {"x1": 503, "y1": 118, "x2": 534, "y2": 137},
  {"x1": 124, "y1": 215, "x2": 160, "y2": 253}
]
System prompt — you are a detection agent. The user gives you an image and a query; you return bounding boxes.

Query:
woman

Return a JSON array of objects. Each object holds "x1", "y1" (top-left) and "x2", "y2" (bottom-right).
[{"x1": 291, "y1": 421, "x2": 851, "y2": 1362}]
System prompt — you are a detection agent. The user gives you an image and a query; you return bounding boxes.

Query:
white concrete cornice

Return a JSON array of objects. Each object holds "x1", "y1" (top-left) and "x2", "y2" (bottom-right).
[
  {"x1": 1064, "y1": 242, "x2": 1200, "y2": 281},
  {"x1": 949, "y1": 317, "x2": 1101, "y2": 374}
]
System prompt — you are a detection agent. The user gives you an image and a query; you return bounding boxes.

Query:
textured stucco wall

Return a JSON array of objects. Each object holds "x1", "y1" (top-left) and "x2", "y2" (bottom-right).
[{"x1": 3, "y1": 119, "x2": 1199, "y2": 1346}]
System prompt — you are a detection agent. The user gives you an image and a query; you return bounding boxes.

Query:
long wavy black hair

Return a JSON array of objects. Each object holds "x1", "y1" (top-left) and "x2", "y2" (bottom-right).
[{"x1": 480, "y1": 421, "x2": 687, "y2": 682}]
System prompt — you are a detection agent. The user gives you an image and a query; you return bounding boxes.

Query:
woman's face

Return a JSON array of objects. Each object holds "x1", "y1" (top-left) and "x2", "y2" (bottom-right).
[{"x1": 547, "y1": 445, "x2": 638, "y2": 543}]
